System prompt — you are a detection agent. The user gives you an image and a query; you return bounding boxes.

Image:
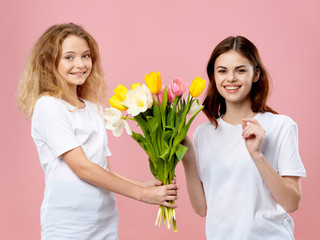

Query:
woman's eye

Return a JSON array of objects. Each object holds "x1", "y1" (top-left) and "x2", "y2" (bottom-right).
[
  {"x1": 218, "y1": 69, "x2": 226, "y2": 73},
  {"x1": 83, "y1": 54, "x2": 91, "y2": 59},
  {"x1": 237, "y1": 69, "x2": 246, "y2": 73},
  {"x1": 65, "y1": 56, "x2": 73, "y2": 60}
]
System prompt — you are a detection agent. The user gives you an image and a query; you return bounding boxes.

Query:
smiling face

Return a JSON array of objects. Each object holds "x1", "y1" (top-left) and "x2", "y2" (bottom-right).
[
  {"x1": 57, "y1": 35, "x2": 92, "y2": 95},
  {"x1": 214, "y1": 50, "x2": 260, "y2": 106}
]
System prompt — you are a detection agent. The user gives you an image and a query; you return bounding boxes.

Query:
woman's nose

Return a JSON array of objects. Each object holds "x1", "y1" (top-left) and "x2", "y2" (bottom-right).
[
  {"x1": 226, "y1": 71, "x2": 236, "y2": 82},
  {"x1": 75, "y1": 57, "x2": 85, "y2": 68}
]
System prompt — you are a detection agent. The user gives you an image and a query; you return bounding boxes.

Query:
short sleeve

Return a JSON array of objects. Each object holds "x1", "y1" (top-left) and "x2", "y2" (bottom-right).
[
  {"x1": 277, "y1": 123, "x2": 306, "y2": 177},
  {"x1": 32, "y1": 97, "x2": 81, "y2": 157}
]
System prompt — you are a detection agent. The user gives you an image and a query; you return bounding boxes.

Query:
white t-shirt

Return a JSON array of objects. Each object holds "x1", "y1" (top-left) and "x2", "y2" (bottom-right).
[
  {"x1": 32, "y1": 96, "x2": 119, "y2": 240},
  {"x1": 193, "y1": 112, "x2": 306, "y2": 240}
]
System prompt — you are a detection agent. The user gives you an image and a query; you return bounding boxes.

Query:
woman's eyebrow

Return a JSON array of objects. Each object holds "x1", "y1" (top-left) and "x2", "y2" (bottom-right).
[
  {"x1": 216, "y1": 65, "x2": 247, "y2": 69},
  {"x1": 216, "y1": 66, "x2": 227, "y2": 69},
  {"x1": 62, "y1": 49, "x2": 91, "y2": 55},
  {"x1": 235, "y1": 65, "x2": 247, "y2": 69}
]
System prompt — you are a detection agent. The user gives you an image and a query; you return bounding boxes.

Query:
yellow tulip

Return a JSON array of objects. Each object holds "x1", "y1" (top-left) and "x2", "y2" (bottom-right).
[
  {"x1": 189, "y1": 76, "x2": 206, "y2": 97},
  {"x1": 114, "y1": 84, "x2": 128, "y2": 101},
  {"x1": 131, "y1": 82, "x2": 141, "y2": 90},
  {"x1": 144, "y1": 71, "x2": 161, "y2": 94},
  {"x1": 109, "y1": 95, "x2": 127, "y2": 111}
]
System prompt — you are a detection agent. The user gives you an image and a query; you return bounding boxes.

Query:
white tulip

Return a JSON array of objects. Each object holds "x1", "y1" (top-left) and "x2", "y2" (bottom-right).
[
  {"x1": 188, "y1": 100, "x2": 203, "y2": 116},
  {"x1": 122, "y1": 84, "x2": 153, "y2": 116},
  {"x1": 104, "y1": 107, "x2": 132, "y2": 137}
]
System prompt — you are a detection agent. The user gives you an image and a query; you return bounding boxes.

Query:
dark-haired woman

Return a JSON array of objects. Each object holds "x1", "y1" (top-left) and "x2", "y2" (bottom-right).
[{"x1": 182, "y1": 36, "x2": 306, "y2": 239}]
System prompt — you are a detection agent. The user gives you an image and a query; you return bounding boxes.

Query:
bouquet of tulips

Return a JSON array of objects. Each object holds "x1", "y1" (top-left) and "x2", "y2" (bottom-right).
[{"x1": 104, "y1": 72, "x2": 206, "y2": 231}]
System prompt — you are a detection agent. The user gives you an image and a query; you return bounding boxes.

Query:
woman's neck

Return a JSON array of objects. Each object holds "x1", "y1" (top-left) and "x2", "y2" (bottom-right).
[
  {"x1": 65, "y1": 85, "x2": 86, "y2": 108},
  {"x1": 222, "y1": 100, "x2": 256, "y2": 125}
]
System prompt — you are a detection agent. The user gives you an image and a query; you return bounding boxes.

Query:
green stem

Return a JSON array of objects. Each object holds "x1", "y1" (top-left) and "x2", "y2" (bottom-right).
[
  {"x1": 157, "y1": 94, "x2": 166, "y2": 132},
  {"x1": 123, "y1": 117, "x2": 135, "y2": 121}
]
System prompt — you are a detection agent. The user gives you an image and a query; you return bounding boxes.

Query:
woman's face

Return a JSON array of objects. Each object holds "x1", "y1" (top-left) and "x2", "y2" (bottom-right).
[
  {"x1": 214, "y1": 50, "x2": 259, "y2": 106},
  {"x1": 57, "y1": 35, "x2": 92, "y2": 93}
]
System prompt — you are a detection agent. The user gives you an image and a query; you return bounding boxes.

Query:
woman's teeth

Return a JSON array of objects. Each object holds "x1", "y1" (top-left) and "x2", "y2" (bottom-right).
[
  {"x1": 225, "y1": 86, "x2": 240, "y2": 90},
  {"x1": 70, "y1": 72, "x2": 85, "y2": 75}
]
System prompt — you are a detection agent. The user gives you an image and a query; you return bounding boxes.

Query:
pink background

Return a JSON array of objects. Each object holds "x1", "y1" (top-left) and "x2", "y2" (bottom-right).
[{"x1": 1, "y1": 0, "x2": 319, "y2": 239}]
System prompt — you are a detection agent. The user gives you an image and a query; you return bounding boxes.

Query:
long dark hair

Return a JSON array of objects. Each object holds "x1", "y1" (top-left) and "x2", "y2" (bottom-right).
[{"x1": 203, "y1": 36, "x2": 277, "y2": 127}]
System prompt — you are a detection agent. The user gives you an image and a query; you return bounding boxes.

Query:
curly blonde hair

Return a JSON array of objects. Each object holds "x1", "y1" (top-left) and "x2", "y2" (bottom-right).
[{"x1": 17, "y1": 23, "x2": 108, "y2": 118}]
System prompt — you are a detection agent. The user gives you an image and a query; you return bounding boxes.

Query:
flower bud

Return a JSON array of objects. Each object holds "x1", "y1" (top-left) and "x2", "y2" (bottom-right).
[
  {"x1": 114, "y1": 84, "x2": 128, "y2": 101},
  {"x1": 189, "y1": 76, "x2": 206, "y2": 97},
  {"x1": 144, "y1": 71, "x2": 161, "y2": 94},
  {"x1": 131, "y1": 82, "x2": 141, "y2": 90},
  {"x1": 109, "y1": 95, "x2": 127, "y2": 111}
]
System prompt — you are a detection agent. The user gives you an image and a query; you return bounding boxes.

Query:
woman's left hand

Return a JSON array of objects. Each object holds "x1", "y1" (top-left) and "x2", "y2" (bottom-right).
[
  {"x1": 242, "y1": 118, "x2": 265, "y2": 158},
  {"x1": 141, "y1": 177, "x2": 177, "y2": 188}
]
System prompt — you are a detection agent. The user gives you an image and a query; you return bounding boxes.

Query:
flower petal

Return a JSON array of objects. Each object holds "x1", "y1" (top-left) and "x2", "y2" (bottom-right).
[
  {"x1": 123, "y1": 120, "x2": 132, "y2": 135},
  {"x1": 188, "y1": 100, "x2": 203, "y2": 116},
  {"x1": 123, "y1": 84, "x2": 153, "y2": 116},
  {"x1": 112, "y1": 124, "x2": 124, "y2": 137}
]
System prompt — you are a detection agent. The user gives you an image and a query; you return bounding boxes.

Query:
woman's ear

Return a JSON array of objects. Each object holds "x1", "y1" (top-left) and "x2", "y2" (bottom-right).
[{"x1": 253, "y1": 68, "x2": 261, "y2": 83}]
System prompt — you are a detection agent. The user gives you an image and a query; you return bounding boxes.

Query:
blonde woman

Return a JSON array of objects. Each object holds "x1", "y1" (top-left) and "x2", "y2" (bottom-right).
[{"x1": 17, "y1": 23, "x2": 177, "y2": 240}]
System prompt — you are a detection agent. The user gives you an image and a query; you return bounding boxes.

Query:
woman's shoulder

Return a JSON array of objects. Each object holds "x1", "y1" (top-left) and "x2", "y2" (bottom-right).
[
  {"x1": 35, "y1": 95, "x2": 62, "y2": 108},
  {"x1": 33, "y1": 96, "x2": 67, "y2": 118},
  {"x1": 194, "y1": 122, "x2": 215, "y2": 135},
  {"x1": 258, "y1": 112, "x2": 297, "y2": 128}
]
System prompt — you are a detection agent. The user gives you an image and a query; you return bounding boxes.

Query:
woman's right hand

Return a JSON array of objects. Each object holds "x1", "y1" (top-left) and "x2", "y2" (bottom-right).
[{"x1": 141, "y1": 183, "x2": 178, "y2": 208}]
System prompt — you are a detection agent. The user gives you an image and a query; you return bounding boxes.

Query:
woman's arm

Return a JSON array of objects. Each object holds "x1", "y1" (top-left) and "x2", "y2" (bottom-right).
[
  {"x1": 181, "y1": 136, "x2": 207, "y2": 217},
  {"x1": 107, "y1": 160, "x2": 167, "y2": 188},
  {"x1": 61, "y1": 146, "x2": 178, "y2": 208},
  {"x1": 242, "y1": 118, "x2": 302, "y2": 213}
]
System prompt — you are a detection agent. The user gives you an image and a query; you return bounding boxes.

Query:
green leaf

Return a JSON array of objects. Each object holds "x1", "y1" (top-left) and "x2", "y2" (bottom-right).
[
  {"x1": 134, "y1": 114, "x2": 150, "y2": 140},
  {"x1": 131, "y1": 131, "x2": 156, "y2": 160},
  {"x1": 161, "y1": 86, "x2": 168, "y2": 128},
  {"x1": 153, "y1": 97, "x2": 161, "y2": 120},
  {"x1": 177, "y1": 104, "x2": 188, "y2": 133},
  {"x1": 146, "y1": 117, "x2": 158, "y2": 134},
  {"x1": 159, "y1": 146, "x2": 169, "y2": 162},
  {"x1": 156, "y1": 160, "x2": 164, "y2": 181},
  {"x1": 167, "y1": 107, "x2": 175, "y2": 127},
  {"x1": 149, "y1": 157, "x2": 157, "y2": 178},
  {"x1": 131, "y1": 131, "x2": 145, "y2": 143},
  {"x1": 162, "y1": 130, "x2": 173, "y2": 144},
  {"x1": 169, "y1": 105, "x2": 203, "y2": 160},
  {"x1": 175, "y1": 144, "x2": 189, "y2": 161}
]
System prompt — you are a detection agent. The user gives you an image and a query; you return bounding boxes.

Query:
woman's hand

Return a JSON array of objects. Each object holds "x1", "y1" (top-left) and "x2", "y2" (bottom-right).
[
  {"x1": 141, "y1": 177, "x2": 177, "y2": 188},
  {"x1": 242, "y1": 118, "x2": 301, "y2": 212},
  {"x1": 242, "y1": 118, "x2": 265, "y2": 158},
  {"x1": 141, "y1": 183, "x2": 178, "y2": 208}
]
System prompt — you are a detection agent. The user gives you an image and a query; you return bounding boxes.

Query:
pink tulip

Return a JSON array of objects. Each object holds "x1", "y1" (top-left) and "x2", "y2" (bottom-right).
[
  {"x1": 167, "y1": 84, "x2": 175, "y2": 102},
  {"x1": 154, "y1": 85, "x2": 175, "y2": 104},
  {"x1": 153, "y1": 85, "x2": 164, "y2": 104},
  {"x1": 170, "y1": 78, "x2": 187, "y2": 96}
]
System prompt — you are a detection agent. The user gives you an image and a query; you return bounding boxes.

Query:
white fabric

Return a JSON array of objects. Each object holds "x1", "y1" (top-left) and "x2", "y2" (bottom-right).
[
  {"x1": 32, "y1": 96, "x2": 119, "y2": 240},
  {"x1": 193, "y1": 112, "x2": 306, "y2": 240}
]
